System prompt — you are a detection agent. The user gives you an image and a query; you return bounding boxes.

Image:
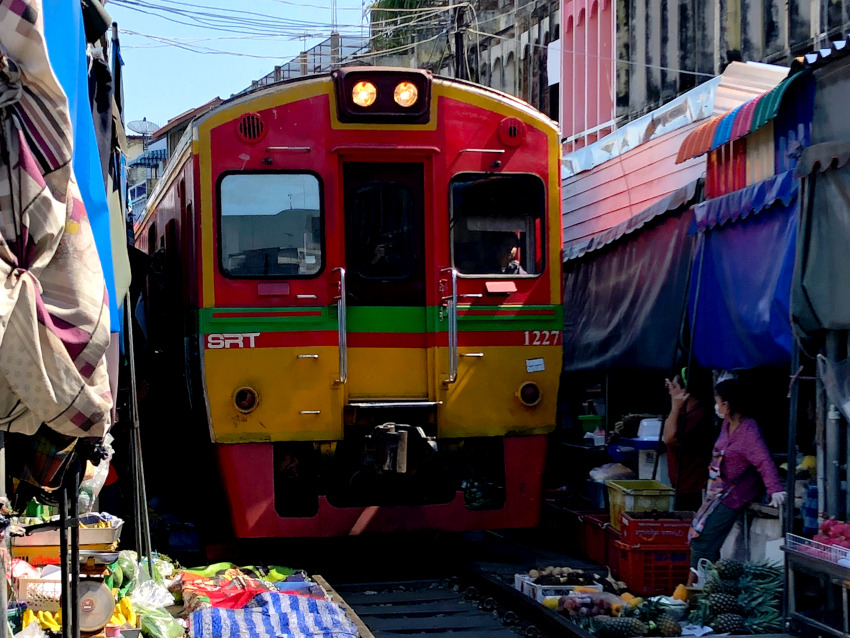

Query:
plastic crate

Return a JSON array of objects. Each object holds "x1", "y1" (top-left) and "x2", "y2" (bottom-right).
[
  {"x1": 579, "y1": 415, "x2": 604, "y2": 432},
  {"x1": 619, "y1": 511, "x2": 694, "y2": 546},
  {"x1": 614, "y1": 540, "x2": 690, "y2": 596},
  {"x1": 605, "y1": 480, "x2": 675, "y2": 532},
  {"x1": 11, "y1": 542, "x2": 117, "y2": 566},
  {"x1": 16, "y1": 576, "x2": 61, "y2": 612},
  {"x1": 513, "y1": 574, "x2": 603, "y2": 602},
  {"x1": 579, "y1": 513, "x2": 610, "y2": 565},
  {"x1": 606, "y1": 524, "x2": 622, "y2": 579}
]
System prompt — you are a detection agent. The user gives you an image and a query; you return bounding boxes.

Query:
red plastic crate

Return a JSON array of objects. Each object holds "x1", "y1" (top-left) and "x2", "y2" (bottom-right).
[
  {"x1": 606, "y1": 524, "x2": 621, "y2": 579},
  {"x1": 619, "y1": 511, "x2": 694, "y2": 546},
  {"x1": 579, "y1": 513, "x2": 610, "y2": 565},
  {"x1": 614, "y1": 540, "x2": 690, "y2": 596}
]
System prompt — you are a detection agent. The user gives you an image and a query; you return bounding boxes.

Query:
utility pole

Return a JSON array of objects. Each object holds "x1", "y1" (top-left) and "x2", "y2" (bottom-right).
[{"x1": 454, "y1": 5, "x2": 467, "y2": 80}]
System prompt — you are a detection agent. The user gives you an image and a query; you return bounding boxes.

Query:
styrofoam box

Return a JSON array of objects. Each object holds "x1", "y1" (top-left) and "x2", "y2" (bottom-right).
[
  {"x1": 637, "y1": 419, "x2": 662, "y2": 440},
  {"x1": 513, "y1": 574, "x2": 603, "y2": 602},
  {"x1": 13, "y1": 520, "x2": 123, "y2": 547}
]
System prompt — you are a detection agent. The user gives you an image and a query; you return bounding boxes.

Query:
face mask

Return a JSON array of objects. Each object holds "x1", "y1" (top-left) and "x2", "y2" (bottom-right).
[{"x1": 715, "y1": 405, "x2": 724, "y2": 419}]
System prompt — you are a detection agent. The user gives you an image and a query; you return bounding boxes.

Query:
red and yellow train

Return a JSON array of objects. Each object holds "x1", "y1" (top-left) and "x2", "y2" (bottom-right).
[{"x1": 136, "y1": 68, "x2": 563, "y2": 537}]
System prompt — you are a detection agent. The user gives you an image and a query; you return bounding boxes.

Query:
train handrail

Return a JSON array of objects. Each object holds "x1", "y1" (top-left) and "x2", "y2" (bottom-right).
[
  {"x1": 441, "y1": 267, "x2": 458, "y2": 385},
  {"x1": 334, "y1": 267, "x2": 348, "y2": 384}
]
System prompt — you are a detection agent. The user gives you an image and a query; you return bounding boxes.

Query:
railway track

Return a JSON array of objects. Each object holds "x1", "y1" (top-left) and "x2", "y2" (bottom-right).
[{"x1": 332, "y1": 576, "x2": 572, "y2": 638}]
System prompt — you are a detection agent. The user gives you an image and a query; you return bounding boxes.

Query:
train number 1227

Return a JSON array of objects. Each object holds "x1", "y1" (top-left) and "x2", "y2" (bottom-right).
[{"x1": 524, "y1": 330, "x2": 561, "y2": 346}]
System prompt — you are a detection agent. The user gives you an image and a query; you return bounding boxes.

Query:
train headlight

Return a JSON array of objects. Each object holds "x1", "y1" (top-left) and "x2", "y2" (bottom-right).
[
  {"x1": 393, "y1": 81, "x2": 418, "y2": 107},
  {"x1": 517, "y1": 382, "x2": 542, "y2": 407},
  {"x1": 352, "y1": 81, "x2": 377, "y2": 107},
  {"x1": 234, "y1": 387, "x2": 259, "y2": 413}
]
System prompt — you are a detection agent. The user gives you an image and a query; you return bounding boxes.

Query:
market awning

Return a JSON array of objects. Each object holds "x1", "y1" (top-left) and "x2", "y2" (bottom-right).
[
  {"x1": 676, "y1": 72, "x2": 805, "y2": 164},
  {"x1": 792, "y1": 139, "x2": 850, "y2": 342},
  {"x1": 128, "y1": 147, "x2": 167, "y2": 168},
  {"x1": 689, "y1": 174, "x2": 798, "y2": 369},
  {"x1": 694, "y1": 169, "x2": 797, "y2": 231},
  {"x1": 562, "y1": 180, "x2": 703, "y2": 372}
]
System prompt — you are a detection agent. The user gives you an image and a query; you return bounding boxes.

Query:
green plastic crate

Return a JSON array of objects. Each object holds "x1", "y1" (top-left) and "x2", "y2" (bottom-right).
[
  {"x1": 605, "y1": 480, "x2": 675, "y2": 532},
  {"x1": 578, "y1": 414, "x2": 604, "y2": 432}
]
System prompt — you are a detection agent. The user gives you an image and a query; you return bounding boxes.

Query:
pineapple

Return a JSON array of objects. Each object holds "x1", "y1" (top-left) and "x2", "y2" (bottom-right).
[
  {"x1": 711, "y1": 613, "x2": 745, "y2": 633},
  {"x1": 657, "y1": 613, "x2": 682, "y2": 637},
  {"x1": 707, "y1": 593, "x2": 742, "y2": 615},
  {"x1": 743, "y1": 608, "x2": 784, "y2": 634},
  {"x1": 714, "y1": 559, "x2": 744, "y2": 581},
  {"x1": 594, "y1": 616, "x2": 648, "y2": 638}
]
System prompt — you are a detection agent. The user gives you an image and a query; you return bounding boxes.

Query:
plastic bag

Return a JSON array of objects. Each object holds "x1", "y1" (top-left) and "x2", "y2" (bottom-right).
[
  {"x1": 77, "y1": 434, "x2": 114, "y2": 514},
  {"x1": 13, "y1": 623, "x2": 47, "y2": 638},
  {"x1": 589, "y1": 463, "x2": 637, "y2": 482},
  {"x1": 131, "y1": 578, "x2": 176, "y2": 609},
  {"x1": 133, "y1": 600, "x2": 184, "y2": 638}
]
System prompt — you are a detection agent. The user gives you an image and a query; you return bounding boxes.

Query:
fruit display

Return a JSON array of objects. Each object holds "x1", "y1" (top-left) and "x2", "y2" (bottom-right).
[
  {"x1": 813, "y1": 518, "x2": 850, "y2": 550},
  {"x1": 688, "y1": 559, "x2": 784, "y2": 634},
  {"x1": 526, "y1": 566, "x2": 628, "y2": 593}
]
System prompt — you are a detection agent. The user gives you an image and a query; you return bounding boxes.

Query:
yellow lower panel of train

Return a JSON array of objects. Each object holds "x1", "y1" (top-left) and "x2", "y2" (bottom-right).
[
  {"x1": 204, "y1": 346, "x2": 343, "y2": 442},
  {"x1": 438, "y1": 345, "x2": 561, "y2": 438}
]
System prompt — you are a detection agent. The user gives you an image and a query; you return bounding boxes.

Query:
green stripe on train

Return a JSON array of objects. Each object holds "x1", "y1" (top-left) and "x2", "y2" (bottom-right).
[{"x1": 198, "y1": 306, "x2": 563, "y2": 333}]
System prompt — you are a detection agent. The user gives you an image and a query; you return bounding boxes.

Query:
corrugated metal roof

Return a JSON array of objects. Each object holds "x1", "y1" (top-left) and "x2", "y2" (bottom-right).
[
  {"x1": 564, "y1": 178, "x2": 702, "y2": 260},
  {"x1": 676, "y1": 70, "x2": 809, "y2": 164}
]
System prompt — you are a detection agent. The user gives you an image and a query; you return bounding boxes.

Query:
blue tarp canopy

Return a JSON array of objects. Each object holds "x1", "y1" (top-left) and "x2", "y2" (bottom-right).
[{"x1": 688, "y1": 171, "x2": 798, "y2": 369}]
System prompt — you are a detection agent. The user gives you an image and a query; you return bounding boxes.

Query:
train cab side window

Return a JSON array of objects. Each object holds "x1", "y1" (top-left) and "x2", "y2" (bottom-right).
[
  {"x1": 219, "y1": 173, "x2": 322, "y2": 278},
  {"x1": 450, "y1": 174, "x2": 545, "y2": 276}
]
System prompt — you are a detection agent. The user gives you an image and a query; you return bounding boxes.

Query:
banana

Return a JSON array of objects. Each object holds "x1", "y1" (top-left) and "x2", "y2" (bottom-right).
[
  {"x1": 40, "y1": 610, "x2": 60, "y2": 632},
  {"x1": 22, "y1": 609, "x2": 36, "y2": 629},
  {"x1": 121, "y1": 598, "x2": 137, "y2": 627}
]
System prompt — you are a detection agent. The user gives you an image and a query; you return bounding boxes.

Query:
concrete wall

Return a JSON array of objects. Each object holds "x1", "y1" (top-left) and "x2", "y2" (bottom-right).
[{"x1": 566, "y1": 0, "x2": 850, "y2": 145}]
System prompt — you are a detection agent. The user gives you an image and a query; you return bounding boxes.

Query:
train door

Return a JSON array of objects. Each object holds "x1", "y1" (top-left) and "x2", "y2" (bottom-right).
[{"x1": 342, "y1": 162, "x2": 429, "y2": 400}]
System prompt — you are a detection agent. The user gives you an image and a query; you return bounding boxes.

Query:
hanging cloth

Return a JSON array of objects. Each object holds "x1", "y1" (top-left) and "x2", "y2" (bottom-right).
[{"x1": 0, "y1": 1, "x2": 112, "y2": 441}]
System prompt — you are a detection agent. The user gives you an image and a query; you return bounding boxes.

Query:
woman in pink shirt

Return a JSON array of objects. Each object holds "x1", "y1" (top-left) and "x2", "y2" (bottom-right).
[{"x1": 687, "y1": 378, "x2": 786, "y2": 584}]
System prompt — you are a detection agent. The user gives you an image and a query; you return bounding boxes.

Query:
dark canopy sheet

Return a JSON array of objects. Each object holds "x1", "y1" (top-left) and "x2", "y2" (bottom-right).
[
  {"x1": 689, "y1": 198, "x2": 797, "y2": 370},
  {"x1": 563, "y1": 208, "x2": 696, "y2": 371},
  {"x1": 792, "y1": 148, "x2": 850, "y2": 344}
]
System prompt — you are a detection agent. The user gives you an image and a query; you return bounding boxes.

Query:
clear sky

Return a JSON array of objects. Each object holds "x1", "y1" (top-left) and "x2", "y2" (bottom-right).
[{"x1": 108, "y1": 0, "x2": 369, "y2": 128}]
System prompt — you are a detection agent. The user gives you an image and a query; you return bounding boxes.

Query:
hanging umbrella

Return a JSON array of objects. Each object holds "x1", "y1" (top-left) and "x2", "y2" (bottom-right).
[{"x1": 0, "y1": 3, "x2": 112, "y2": 477}]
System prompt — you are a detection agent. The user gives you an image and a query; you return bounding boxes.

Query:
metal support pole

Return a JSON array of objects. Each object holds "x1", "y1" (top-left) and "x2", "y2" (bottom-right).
[
  {"x1": 69, "y1": 464, "x2": 80, "y2": 638},
  {"x1": 785, "y1": 342, "x2": 800, "y2": 539},
  {"x1": 0, "y1": 431, "x2": 6, "y2": 638},
  {"x1": 826, "y1": 332, "x2": 842, "y2": 519},
  {"x1": 125, "y1": 295, "x2": 153, "y2": 572},
  {"x1": 59, "y1": 483, "x2": 70, "y2": 638},
  {"x1": 816, "y1": 346, "x2": 826, "y2": 524}
]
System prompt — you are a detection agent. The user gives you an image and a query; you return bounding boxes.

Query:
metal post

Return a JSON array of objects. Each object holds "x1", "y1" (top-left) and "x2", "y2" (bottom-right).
[
  {"x1": 69, "y1": 463, "x2": 80, "y2": 638},
  {"x1": 59, "y1": 483, "x2": 70, "y2": 638},
  {"x1": 125, "y1": 295, "x2": 154, "y2": 576},
  {"x1": 0, "y1": 431, "x2": 6, "y2": 638},
  {"x1": 816, "y1": 346, "x2": 826, "y2": 524},
  {"x1": 826, "y1": 332, "x2": 842, "y2": 519},
  {"x1": 785, "y1": 341, "x2": 800, "y2": 539}
]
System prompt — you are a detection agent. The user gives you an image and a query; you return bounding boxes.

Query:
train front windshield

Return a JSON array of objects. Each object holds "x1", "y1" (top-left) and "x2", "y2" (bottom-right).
[
  {"x1": 219, "y1": 172, "x2": 323, "y2": 278},
  {"x1": 450, "y1": 173, "x2": 545, "y2": 276}
]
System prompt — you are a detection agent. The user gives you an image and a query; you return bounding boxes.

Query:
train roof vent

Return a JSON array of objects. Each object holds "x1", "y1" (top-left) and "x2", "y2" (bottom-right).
[
  {"x1": 498, "y1": 116, "x2": 527, "y2": 148},
  {"x1": 237, "y1": 113, "x2": 266, "y2": 143}
]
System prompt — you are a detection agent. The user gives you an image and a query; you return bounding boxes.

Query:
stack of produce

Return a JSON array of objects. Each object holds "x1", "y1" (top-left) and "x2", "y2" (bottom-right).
[
  {"x1": 688, "y1": 559, "x2": 784, "y2": 634},
  {"x1": 813, "y1": 518, "x2": 850, "y2": 549},
  {"x1": 528, "y1": 566, "x2": 628, "y2": 594},
  {"x1": 552, "y1": 590, "x2": 626, "y2": 629}
]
